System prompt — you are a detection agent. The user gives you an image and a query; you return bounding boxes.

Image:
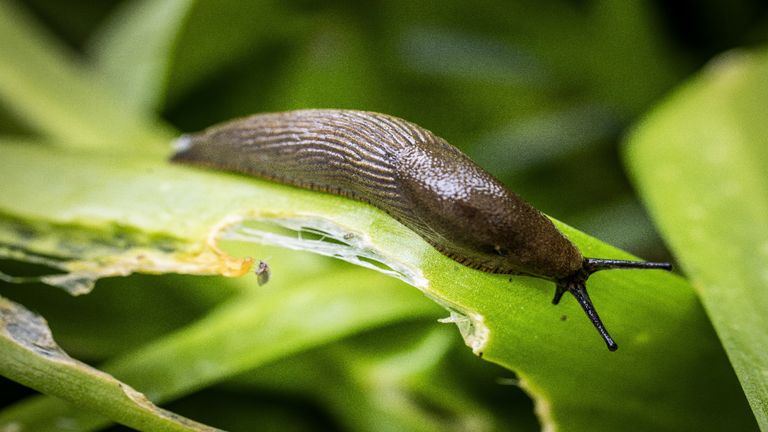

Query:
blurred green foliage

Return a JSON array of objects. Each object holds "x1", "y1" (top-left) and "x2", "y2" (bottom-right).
[
  {"x1": 627, "y1": 48, "x2": 768, "y2": 428},
  {"x1": 10, "y1": 0, "x2": 766, "y2": 258},
  {"x1": 2, "y1": 0, "x2": 768, "y2": 430}
]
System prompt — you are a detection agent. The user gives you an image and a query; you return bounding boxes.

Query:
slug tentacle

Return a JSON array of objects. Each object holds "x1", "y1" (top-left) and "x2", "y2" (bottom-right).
[
  {"x1": 583, "y1": 258, "x2": 673, "y2": 273},
  {"x1": 563, "y1": 280, "x2": 618, "y2": 351},
  {"x1": 555, "y1": 258, "x2": 673, "y2": 350},
  {"x1": 171, "y1": 109, "x2": 673, "y2": 351}
]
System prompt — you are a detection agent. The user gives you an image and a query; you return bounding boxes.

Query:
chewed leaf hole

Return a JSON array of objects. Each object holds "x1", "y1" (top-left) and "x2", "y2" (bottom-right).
[
  {"x1": 437, "y1": 308, "x2": 489, "y2": 355},
  {"x1": 356, "y1": 255, "x2": 397, "y2": 273},
  {"x1": 0, "y1": 245, "x2": 70, "y2": 275},
  {"x1": 0, "y1": 245, "x2": 97, "y2": 293},
  {"x1": 297, "y1": 227, "x2": 350, "y2": 246},
  {"x1": 216, "y1": 214, "x2": 493, "y2": 352},
  {"x1": 0, "y1": 219, "x2": 253, "y2": 296},
  {"x1": 218, "y1": 215, "x2": 427, "y2": 288},
  {"x1": 0, "y1": 261, "x2": 68, "y2": 281}
]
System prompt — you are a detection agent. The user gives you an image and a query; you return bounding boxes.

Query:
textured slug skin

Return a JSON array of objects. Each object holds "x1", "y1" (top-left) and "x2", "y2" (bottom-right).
[{"x1": 171, "y1": 109, "x2": 582, "y2": 279}]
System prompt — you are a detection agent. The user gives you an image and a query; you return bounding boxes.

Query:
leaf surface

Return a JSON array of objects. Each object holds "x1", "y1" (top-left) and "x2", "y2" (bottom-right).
[{"x1": 626, "y1": 47, "x2": 768, "y2": 428}]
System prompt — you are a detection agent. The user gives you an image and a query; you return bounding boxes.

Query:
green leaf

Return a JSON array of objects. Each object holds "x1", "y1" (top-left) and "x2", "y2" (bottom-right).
[
  {"x1": 0, "y1": 295, "x2": 219, "y2": 431},
  {"x1": 88, "y1": 0, "x2": 196, "y2": 113},
  {"x1": 150, "y1": 0, "x2": 309, "y2": 107},
  {"x1": 0, "y1": 0, "x2": 171, "y2": 151},
  {"x1": 268, "y1": 17, "x2": 388, "y2": 110},
  {"x1": 0, "y1": 140, "x2": 756, "y2": 431},
  {"x1": 235, "y1": 324, "x2": 525, "y2": 432},
  {"x1": 626, "y1": 47, "x2": 768, "y2": 428},
  {"x1": 0, "y1": 266, "x2": 442, "y2": 431},
  {"x1": 88, "y1": 0, "x2": 305, "y2": 112}
]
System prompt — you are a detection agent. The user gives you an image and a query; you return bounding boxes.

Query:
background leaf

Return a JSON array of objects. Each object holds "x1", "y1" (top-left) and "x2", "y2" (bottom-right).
[
  {"x1": 626, "y1": 47, "x2": 768, "y2": 428},
  {"x1": 89, "y1": 0, "x2": 196, "y2": 112},
  {"x1": 0, "y1": 0, "x2": 170, "y2": 151},
  {"x1": 0, "y1": 296, "x2": 219, "y2": 431},
  {"x1": 0, "y1": 265, "x2": 448, "y2": 431}
]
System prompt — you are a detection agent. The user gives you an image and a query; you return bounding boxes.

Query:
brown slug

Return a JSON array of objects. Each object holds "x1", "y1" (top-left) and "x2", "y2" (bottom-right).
[{"x1": 171, "y1": 109, "x2": 671, "y2": 351}]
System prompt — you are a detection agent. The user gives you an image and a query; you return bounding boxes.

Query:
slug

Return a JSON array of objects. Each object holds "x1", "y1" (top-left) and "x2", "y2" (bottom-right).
[{"x1": 171, "y1": 109, "x2": 671, "y2": 351}]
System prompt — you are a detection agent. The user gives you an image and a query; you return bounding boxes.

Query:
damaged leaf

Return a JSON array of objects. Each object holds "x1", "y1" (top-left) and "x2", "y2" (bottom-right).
[
  {"x1": 0, "y1": 139, "x2": 756, "y2": 431},
  {"x1": 0, "y1": 295, "x2": 219, "y2": 431},
  {"x1": 0, "y1": 266, "x2": 444, "y2": 431}
]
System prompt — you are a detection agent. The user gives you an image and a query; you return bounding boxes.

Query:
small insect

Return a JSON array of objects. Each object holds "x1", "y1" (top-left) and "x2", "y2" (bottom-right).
[
  {"x1": 171, "y1": 109, "x2": 671, "y2": 351},
  {"x1": 255, "y1": 260, "x2": 271, "y2": 286}
]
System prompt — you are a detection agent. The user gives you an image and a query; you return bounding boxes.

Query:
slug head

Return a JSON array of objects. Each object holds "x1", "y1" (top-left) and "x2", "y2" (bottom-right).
[
  {"x1": 554, "y1": 258, "x2": 672, "y2": 351},
  {"x1": 395, "y1": 138, "x2": 583, "y2": 278}
]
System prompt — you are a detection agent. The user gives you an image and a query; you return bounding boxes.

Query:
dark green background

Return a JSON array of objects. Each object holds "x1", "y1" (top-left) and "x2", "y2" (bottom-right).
[{"x1": 2, "y1": 1, "x2": 767, "y2": 430}]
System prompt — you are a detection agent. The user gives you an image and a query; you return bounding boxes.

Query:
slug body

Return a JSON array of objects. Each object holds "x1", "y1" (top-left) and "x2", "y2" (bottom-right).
[{"x1": 172, "y1": 109, "x2": 671, "y2": 351}]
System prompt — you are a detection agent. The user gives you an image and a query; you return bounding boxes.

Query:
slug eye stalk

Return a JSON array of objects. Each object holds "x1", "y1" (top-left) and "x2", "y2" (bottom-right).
[{"x1": 554, "y1": 258, "x2": 673, "y2": 351}]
